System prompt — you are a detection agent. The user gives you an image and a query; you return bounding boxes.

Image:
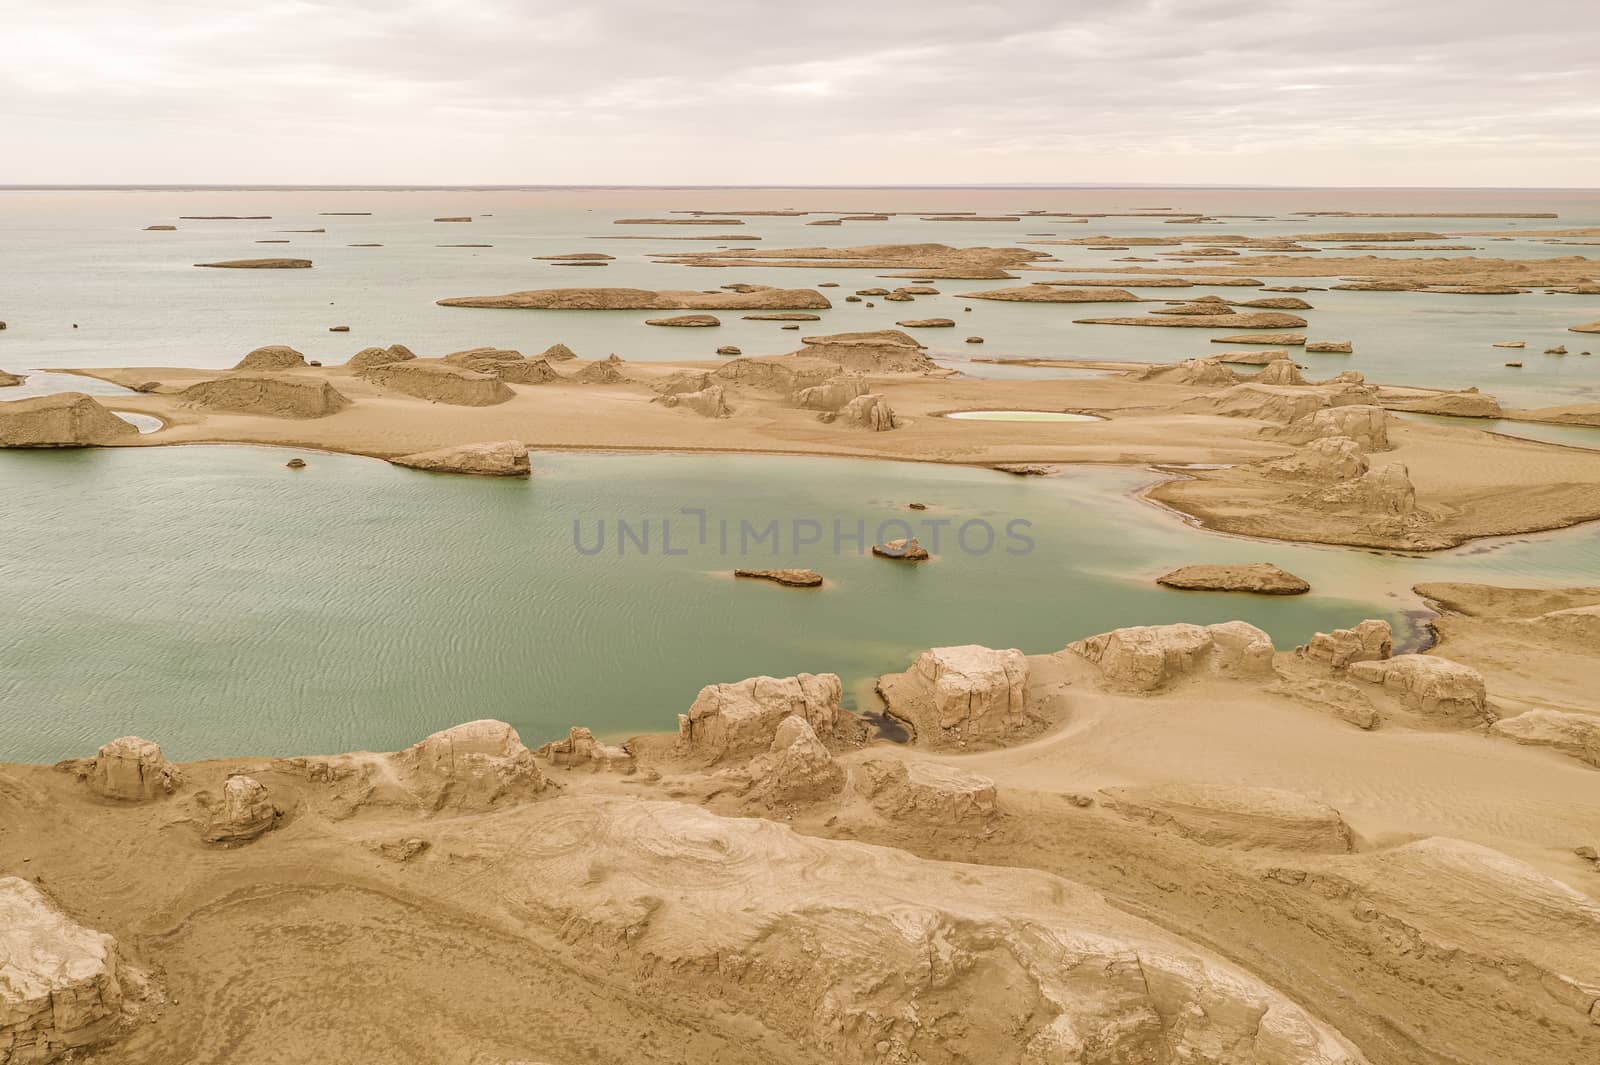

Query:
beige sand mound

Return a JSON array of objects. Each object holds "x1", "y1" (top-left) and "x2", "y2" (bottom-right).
[
  {"x1": 232, "y1": 344, "x2": 306, "y2": 371},
  {"x1": 436, "y1": 287, "x2": 831, "y2": 311},
  {"x1": 193, "y1": 258, "x2": 312, "y2": 269},
  {"x1": 1100, "y1": 783, "x2": 1353, "y2": 851},
  {"x1": 797, "y1": 329, "x2": 936, "y2": 373},
  {"x1": 713, "y1": 355, "x2": 841, "y2": 393},
  {"x1": 0, "y1": 393, "x2": 140, "y2": 447},
  {"x1": 180, "y1": 374, "x2": 351, "y2": 418},
  {"x1": 1157, "y1": 562, "x2": 1311, "y2": 595},
  {"x1": 360, "y1": 361, "x2": 513, "y2": 406},
  {"x1": 1570, "y1": 321, "x2": 1600, "y2": 334},
  {"x1": 958, "y1": 284, "x2": 1140, "y2": 303},
  {"x1": 442, "y1": 348, "x2": 559, "y2": 384},
  {"x1": 390, "y1": 440, "x2": 530, "y2": 477},
  {"x1": 1075, "y1": 312, "x2": 1310, "y2": 329},
  {"x1": 538, "y1": 342, "x2": 579, "y2": 361}
]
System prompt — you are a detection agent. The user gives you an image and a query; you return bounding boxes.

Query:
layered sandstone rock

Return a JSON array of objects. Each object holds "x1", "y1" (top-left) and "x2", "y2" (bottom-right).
[
  {"x1": 1278, "y1": 405, "x2": 1390, "y2": 450},
  {"x1": 204, "y1": 775, "x2": 279, "y2": 844},
  {"x1": 1135, "y1": 357, "x2": 1241, "y2": 387},
  {"x1": 1490, "y1": 710, "x2": 1600, "y2": 767},
  {"x1": 360, "y1": 362, "x2": 514, "y2": 406},
  {"x1": 796, "y1": 329, "x2": 936, "y2": 373},
  {"x1": 537, "y1": 727, "x2": 634, "y2": 772},
  {"x1": 88, "y1": 736, "x2": 178, "y2": 801},
  {"x1": 539, "y1": 342, "x2": 579, "y2": 361},
  {"x1": 346, "y1": 343, "x2": 417, "y2": 371},
  {"x1": 856, "y1": 758, "x2": 998, "y2": 822},
  {"x1": 762, "y1": 716, "x2": 845, "y2": 804},
  {"x1": 1066, "y1": 621, "x2": 1275, "y2": 692},
  {"x1": 1348, "y1": 654, "x2": 1491, "y2": 723},
  {"x1": 651, "y1": 370, "x2": 714, "y2": 396},
  {"x1": 437, "y1": 287, "x2": 830, "y2": 311},
  {"x1": 194, "y1": 258, "x2": 312, "y2": 269},
  {"x1": 443, "y1": 348, "x2": 559, "y2": 384},
  {"x1": 1380, "y1": 388, "x2": 1503, "y2": 418},
  {"x1": 0, "y1": 394, "x2": 139, "y2": 447},
  {"x1": 652, "y1": 385, "x2": 728, "y2": 418},
  {"x1": 180, "y1": 374, "x2": 351, "y2": 418},
  {"x1": 1262, "y1": 437, "x2": 1370, "y2": 482},
  {"x1": 644, "y1": 314, "x2": 720, "y2": 327},
  {"x1": 678, "y1": 673, "x2": 843, "y2": 757},
  {"x1": 233, "y1": 344, "x2": 307, "y2": 371},
  {"x1": 835, "y1": 393, "x2": 896, "y2": 431},
  {"x1": 1255, "y1": 359, "x2": 1309, "y2": 386},
  {"x1": 1157, "y1": 563, "x2": 1310, "y2": 595},
  {"x1": 1314, "y1": 463, "x2": 1416, "y2": 518},
  {"x1": 573, "y1": 358, "x2": 628, "y2": 384},
  {"x1": 389, "y1": 720, "x2": 544, "y2": 810},
  {"x1": 390, "y1": 440, "x2": 531, "y2": 477},
  {"x1": 1100, "y1": 783, "x2": 1354, "y2": 852},
  {"x1": 893, "y1": 645, "x2": 1030, "y2": 735},
  {"x1": 792, "y1": 376, "x2": 869, "y2": 412},
  {"x1": 0, "y1": 878, "x2": 127, "y2": 1062},
  {"x1": 1179, "y1": 383, "x2": 1330, "y2": 422},
  {"x1": 1301, "y1": 620, "x2": 1393, "y2": 669},
  {"x1": 734, "y1": 568, "x2": 823, "y2": 588}
]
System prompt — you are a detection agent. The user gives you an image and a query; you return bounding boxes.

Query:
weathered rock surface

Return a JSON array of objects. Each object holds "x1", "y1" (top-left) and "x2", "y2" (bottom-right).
[
  {"x1": 1067, "y1": 621, "x2": 1275, "y2": 692},
  {"x1": 391, "y1": 440, "x2": 531, "y2": 477},
  {"x1": 1262, "y1": 436, "x2": 1370, "y2": 482},
  {"x1": 0, "y1": 394, "x2": 139, "y2": 447},
  {"x1": 652, "y1": 384, "x2": 728, "y2": 418},
  {"x1": 443, "y1": 348, "x2": 559, "y2": 384},
  {"x1": 539, "y1": 342, "x2": 579, "y2": 361},
  {"x1": 856, "y1": 759, "x2": 998, "y2": 822},
  {"x1": 0, "y1": 878, "x2": 127, "y2": 1062},
  {"x1": 437, "y1": 287, "x2": 830, "y2": 311},
  {"x1": 1255, "y1": 359, "x2": 1309, "y2": 386},
  {"x1": 537, "y1": 727, "x2": 634, "y2": 772},
  {"x1": 796, "y1": 329, "x2": 936, "y2": 373},
  {"x1": 1210, "y1": 332, "x2": 1307, "y2": 346},
  {"x1": 1348, "y1": 654, "x2": 1491, "y2": 723},
  {"x1": 389, "y1": 720, "x2": 544, "y2": 809},
  {"x1": 734, "y1": 568, "x2": 823, "y2": 588},
  {"x1": 1179, "y1": 383, "x2": 1330, "y2": 423},
  {"x1": 645, "y1": 314, "x2": 720, "y2": 327},
  {"x1": 1380, "y1": 388, "x2": 1503, "y2": 418},
  {"x1": 0, "y1": 370, "x2": 23, "y2": 388},
  {"x1": 762, "y1": 716, "x2": 844, "y2": 804},
  {"x1": 573, "y1": 357, "x2": 629, "y2": 384},
  {"x1": 346, "y1": 343, "x2": 416, "y2": 371},
  {"x1": 835, "y1": 392, "x2": 896, "y2": 431},
  {"x1": 880, "y1": 645, "x2": 1030, "y2": 740},
  {"x1": 233, "y1": 344, "x2": 307, "y2": 371},
  {"x1": 1489, "y1": 710, "x2": 1600, "y2": 767},
  {"x1": 181, "y1": 374, "x2": 352, "y2": 418},
  {"x1": 651, "y1": 370, "x2": 713, "y2": 396},
  {"x1": 678, "y1": 673, "x2": 843, "y2": 757},
  {"x1": 792, "y1": 376, "x2": 869, "y2": 412},
  {"x1": 88, "y1": 736, "x2": 178, "y2": 801},
  {"x1": 194, "y1": 258, "x2": 312, "y2": 269},
  {"x1": 1277, "y1": 405, "x2": 1390, "y2": 450},
  {"x1": 893, "y1": 318, "x2": 955, "y2": 328},
  {"x1": 871, "y1": 537, "x2": 928, "y2": 560},
  {"x1": 1135, "y1": 357, "x2": 1241, "y2": 387},
  {"x1": 959, "y1": 284, "x2": 1140, "y2": 303},
  {"x1": 1305, "y1": 340, "x2": 1353, "y2": 353},
  {"x1": 1312, "y1": 462, "x2": 1416, "y2": 520},
  {"x1": 1157, "y1": 563, "x2": 1311, "y2": 595},
  {"x1": 1076, "y1": 311, "x2": 1309, "y2": 329},
  {"x1": 1301, "y1": 620, "x2": 1393, "y2": 670},
  {"x1": 360, "y1": 361, "x2": 514, "y2": 406},
  {"x1": 713, "y1": 356, "x2": 840, "y2": 393},
  {"x1": 1100, "y1": 784, "x2": 1354, "y2": 852},
  {"x1": 204, "y1": 775, "x2": 279, "y2": 844}
]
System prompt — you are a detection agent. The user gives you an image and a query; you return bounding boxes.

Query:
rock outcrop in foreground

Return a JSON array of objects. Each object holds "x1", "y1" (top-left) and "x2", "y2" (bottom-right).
[
  {"x1": 390, "y1": 440, "x2": 531, "y2": 477},
  {"x1": 0, "y1": 394, "x2": 139, "y2": 447},
  {"x1": 180, "y1": 374, "x2": 351, "y2": 418},
  {"x1": 88, "y1": 736, "x2": 179, "y2": 801},
  {"x1": 678, "y1": 672, "x2": 843, "y2": 757},
  {"x1": 1100, "y1": 783, "x2": 1355, "y2": 852},
  {"x1": 388, "y1": 720, "x2": 544, "y2": 810},
  {"x1": 1068, "y1": 621, "x2": 1276, "y2": 691},
  {"x1": 877, "y1": 645, "x2": 1030, "y2": 742},
  {"x1": 0, "y1": 878, "x2": 128, "y2": 1062}
]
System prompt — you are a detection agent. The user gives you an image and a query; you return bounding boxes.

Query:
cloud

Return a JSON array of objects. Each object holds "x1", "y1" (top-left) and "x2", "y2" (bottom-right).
[{"x1": 5, "y1": 0, "x2": 1597, "y2": 184}]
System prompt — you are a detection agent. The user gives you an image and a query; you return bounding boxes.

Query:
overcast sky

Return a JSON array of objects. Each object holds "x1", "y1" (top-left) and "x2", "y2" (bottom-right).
[{"x1": 5, "y1": 0, "x2": 1598, "y2": 186}]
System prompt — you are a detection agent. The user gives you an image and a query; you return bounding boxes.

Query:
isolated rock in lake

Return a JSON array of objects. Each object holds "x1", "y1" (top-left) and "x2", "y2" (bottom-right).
[
  {"x1": 653, "y1": 384, "x2": 729, "y2": 418},
  {"x1": 836, "y1": 393, "x2": 897, "y2": 431},
  {"x1": 0, "y1": 393, "x2": 140, "y2": 447},
  {"x1": 181, "y1": 374, "x2": 352, "y2": 418},
  {"x1": 232, "y1": 344, "x2": 307, "y2": 371},
  {"x1": 1100, "y1": 783, "x2": 1354, "y2": 852},
  {"x1": 1157, "y1": 563, "x2": 1311, "y2": 595},
  {"x1": 958, "y1": 284, "x2": 1139, "y2": 303},
  {"x1": 734, "y1": 568, "x2": 824, "y2": 588},
  {"x1": 144, "y1": 224, "x2": 176, "y2": 230},
  {"x1": 857, "y1": 758, "x2": 998, "y2": 822},
  {"x1": 0, "y1": 877, "x2": 129, "y2": 1059},
  {"x1": 894, "y1": 318, "x2": 955, "y2": 328},
  {"x1": 90, "y1": 736, "x2": 178, "y2": 801},
  {"x1": 1381, "y1": 388, "x2": 1503, "y2": 418},
  {"x1": 436, "y1": 287, "x2": 830, "y2": 311},
  {"x1": 871, "y1": 536, "x2": 929, "y2": 560},
  {"x1": 1569, "y1": 320, "x2": 1600, "y2": 334},
  {"x1": 1348, "y1": 654, "x2": 1491, "y2": 724},
  {"x1": 1075, "y1": 311, "x2": 1309, "y2": 329},
  {"x1": 194, "y1": 258, "x2": 312, "y2": 269},
  {"x1": 645, "y1": 314, "x2": 721, "y2": 327},
  {"x1": 360, "y1": 361, "x2": 514, "y2": 406},
  {"x1": 389, "y1": 719, "x2": 544, "y2": 810},
  {"x1": 391, "y1": 440, "x2": 531, "y2": 477},
  {"x1": 1490, "y1": 709, "x2": 1600, "y2": 767},
  {"x1": 1067, "y1": 621, "x2": 1275, "y2": 692},
  {"x1": 678, "y1": 672, "x2": 844, "y2": 757},
  {"x1": 204, "y1": 775, "x2": 279, "y2": 844},
  {"x1": 1210, "y1": 332, "x2": 1307, "y2": 346},
  {"x1": 1302, "y1": 619, "x2": 1393, "y2": 670},
  {"x1": 346, "y1": 343, "x2": 417, "y2": 371},
  {"x1": 1306, "y1": 340, "x2": 1354, "y2": 353}
]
